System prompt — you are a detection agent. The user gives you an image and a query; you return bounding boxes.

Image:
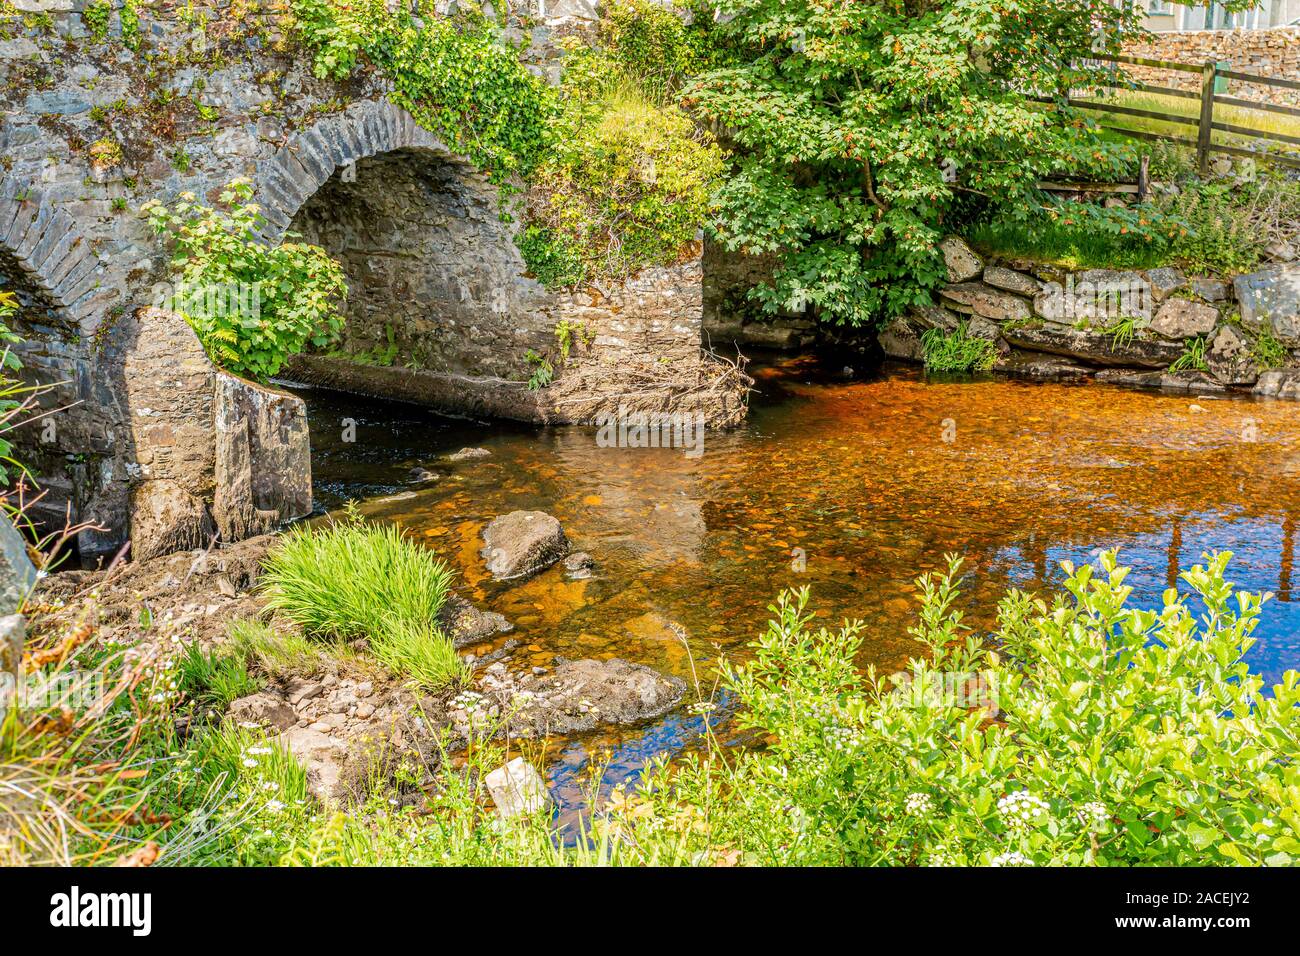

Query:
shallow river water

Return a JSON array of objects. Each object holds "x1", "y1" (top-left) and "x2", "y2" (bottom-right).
[{"x1": 297, "y1": 354, "x2": 1300, "y2": 814}]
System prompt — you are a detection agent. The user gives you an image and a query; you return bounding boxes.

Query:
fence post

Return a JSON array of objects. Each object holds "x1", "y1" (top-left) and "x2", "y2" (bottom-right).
[{"x1": 1197, "y1": 60, "x2": 1217, "y2": 178}]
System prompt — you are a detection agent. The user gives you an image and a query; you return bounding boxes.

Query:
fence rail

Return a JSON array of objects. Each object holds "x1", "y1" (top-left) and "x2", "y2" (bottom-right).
[{"x1": 1060, "y1": 51, "x2": 1300, "y2": 173}]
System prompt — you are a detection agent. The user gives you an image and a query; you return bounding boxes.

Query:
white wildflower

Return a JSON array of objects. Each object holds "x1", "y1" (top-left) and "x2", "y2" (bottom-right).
[
  {"x1": 990, "y1": 851, "x2": 1032, "y2": 867},
  {"x1": 997, "y1": 790, "x2": 1049, "y2": 830},
  {"x1": 904, "y1": 792, "x2": 934, "y2": 817},
  {"x1": 1076, "y1": 801, "x2": 1110, "y2": 831}
]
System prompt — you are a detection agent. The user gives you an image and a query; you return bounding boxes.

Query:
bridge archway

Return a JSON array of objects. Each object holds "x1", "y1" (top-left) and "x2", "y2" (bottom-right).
[{"x1": 252, "y1": 100, "x2": 550, "y2": 384}]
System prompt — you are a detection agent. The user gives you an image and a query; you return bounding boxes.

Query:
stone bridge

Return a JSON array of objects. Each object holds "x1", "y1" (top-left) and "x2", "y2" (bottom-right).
[{"x1": 0, "y1": 2, "x2": 738, "y2": 560}]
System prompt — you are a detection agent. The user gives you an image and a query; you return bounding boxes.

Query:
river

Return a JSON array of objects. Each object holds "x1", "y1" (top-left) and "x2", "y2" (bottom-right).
[{"x1": 296, "y1": 353, "x2": 1300, "y2": 815}]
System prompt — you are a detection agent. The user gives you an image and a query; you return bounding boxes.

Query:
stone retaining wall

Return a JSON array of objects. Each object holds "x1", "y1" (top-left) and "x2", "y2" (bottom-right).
[{"x1": 880, "y1": 236, "x2": 1300, "y2": 400}]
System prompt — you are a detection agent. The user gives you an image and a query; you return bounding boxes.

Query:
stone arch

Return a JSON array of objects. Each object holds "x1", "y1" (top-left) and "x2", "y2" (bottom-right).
[
  {"x1": 0, "y1": 180, "x2": 121, "y2": 547},
  {"x1": 0, "y1": 179, "x2": 114, "y2": 334},
  {"x1": 251, "y1": 100, "x2": 460, "y2": 241},
  {"x1": 256, "y1": 99, "x2": 556, "y2": 390}
]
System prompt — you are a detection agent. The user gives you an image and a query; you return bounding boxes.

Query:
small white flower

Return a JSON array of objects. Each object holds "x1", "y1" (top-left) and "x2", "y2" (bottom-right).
[
  {"x1": 997, "y1": 790, "x2": 1050, "y2": 830},
  {"x1": 247, "y1": 746, "x2": 272, "y2": 756},
  {"x1": 1077, "y1": 801, "x2": 1110, "y2": 831},
  {"x1": 990, "y1": 851, "x2": 1032, "y2": 867},
  {"x1": 265, "y1": 799, "x2": 285, "y2": 813},
  {"x1": 150, "y1": 692, "x2": 166, "y2": 703},
  {"x1": 242, "y1": 758, "x2": 257, "y2": 768},
  {"x1": 904, "y1": 792, "x2": 934, "y2": 817}
]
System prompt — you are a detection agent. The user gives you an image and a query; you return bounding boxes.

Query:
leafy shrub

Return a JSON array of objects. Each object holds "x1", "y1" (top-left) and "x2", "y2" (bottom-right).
[
  {"x1": 261, "y1": 509, "x2": 464, "y2": 690},
  {"x1": 141, "y1": 179, "x2": 348, "y2": 381},
  {"x1": 527, "y1": 85, "x2": 723, "y2": 286},
  {"x1": 624, "y1": 552, "x2": 1300, "y2": 866},
  {"x1": 1165, "y1": 181, "x2": 1264, "y2": 277},
  {"x1": 82, "y1": 0, "x2": 110, "y2": 42},
  {"x1": 593, "y1": 0, "x2": 718, "y2": 103},
  {"x1": 920, "y1": 323, "x2": 998, "y2": 373}
]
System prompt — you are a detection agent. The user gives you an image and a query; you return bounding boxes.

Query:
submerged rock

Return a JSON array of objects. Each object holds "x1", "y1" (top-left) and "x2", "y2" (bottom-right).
[
  {"x1": 563, "y1": 551, "x2": 595, "y2": 580},
  {"x1": 993, "y1": 351, "x2": 1092, "y2": 382},
  {"x1": 447, "y1": 447, "x2": 492, "y2": 462},
  {"x1": 481, "y1": 511, "x2": 569, "y2": 581},
  {"x1": 439, "y1": 590, "x2": 513, "y2": 647}
]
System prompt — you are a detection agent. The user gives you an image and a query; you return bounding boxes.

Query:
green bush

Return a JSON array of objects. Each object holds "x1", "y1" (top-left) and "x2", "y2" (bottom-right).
[
  {"x1": 261, "y1": 509, "x2": 464, "y2": 690},
  {"x1": 528, "y1": 85, "x2": 723, "y2": 286},
  {"x1": 142, "y1": 179, "x2": 348, "y2": 382},
  {"x1": 622, "y1": 552, "x2": 1300, "y2": 866},
  {"x1": 1165, "y1": 180, "x2": 1267, "y2": 277}
]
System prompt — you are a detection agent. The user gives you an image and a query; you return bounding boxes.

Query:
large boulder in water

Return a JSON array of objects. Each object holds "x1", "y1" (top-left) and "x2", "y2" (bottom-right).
[{"x1": 481, "y1": 511, "x2": 569, "y2": 581}]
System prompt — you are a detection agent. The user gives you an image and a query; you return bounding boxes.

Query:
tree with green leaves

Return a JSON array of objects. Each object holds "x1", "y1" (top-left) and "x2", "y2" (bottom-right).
[{"x1": 685, "y1": 0, "x2": 1214, "y2": 327}]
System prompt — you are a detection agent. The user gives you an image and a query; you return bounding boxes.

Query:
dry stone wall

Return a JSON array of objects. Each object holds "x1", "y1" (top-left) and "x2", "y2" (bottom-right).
[{"x1": 881, "y1": 235, "x2": 1300, "y2": 399}]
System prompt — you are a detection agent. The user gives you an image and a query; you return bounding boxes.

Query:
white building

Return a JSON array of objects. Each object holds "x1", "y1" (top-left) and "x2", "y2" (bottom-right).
[{"x1": 1143, "y1": 0, "x2": 1300, "y2": 31}]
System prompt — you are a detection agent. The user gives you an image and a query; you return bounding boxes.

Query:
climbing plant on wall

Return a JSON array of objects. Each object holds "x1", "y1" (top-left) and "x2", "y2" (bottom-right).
[{"x1": 291, "y1": 0, "x2": 557, "y2": 184}]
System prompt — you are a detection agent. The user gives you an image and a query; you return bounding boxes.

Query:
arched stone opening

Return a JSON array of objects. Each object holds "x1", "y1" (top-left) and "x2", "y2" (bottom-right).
[
  {"x1": 286, "y1": 146, "x2": 549, "y2": 381},
  {"x1": 0, "y1": 246, "x2": 104, "y2": 547}
]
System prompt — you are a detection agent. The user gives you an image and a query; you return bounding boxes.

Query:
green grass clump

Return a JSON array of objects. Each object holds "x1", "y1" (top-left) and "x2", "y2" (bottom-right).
[
  {"x1": 176, "y1": 643, "x2": 263, "y2": 709},
  {"x1": 920, "y1": 323, "x2": 999, "y2": 373},
  {"x1": 966, "y1": 219, "x2": 1170, "y2": 271},
  {"x1": 227, "y1": 618, "x2": 331, "y2": 680},
  {"x1": 261, "y1": 510, "x2": 464, "y2": 690}
]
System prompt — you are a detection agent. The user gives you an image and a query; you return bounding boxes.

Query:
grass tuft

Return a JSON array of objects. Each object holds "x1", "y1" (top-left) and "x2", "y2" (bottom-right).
[{"x1": 261, "y1": 509, "x2": 464, "y2": 691}]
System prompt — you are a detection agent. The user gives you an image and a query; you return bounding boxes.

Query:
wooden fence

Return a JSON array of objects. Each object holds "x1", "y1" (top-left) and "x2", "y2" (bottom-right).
[{"x1": 1053, "y1": 52, "x2": 1300, "y2": 175}]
